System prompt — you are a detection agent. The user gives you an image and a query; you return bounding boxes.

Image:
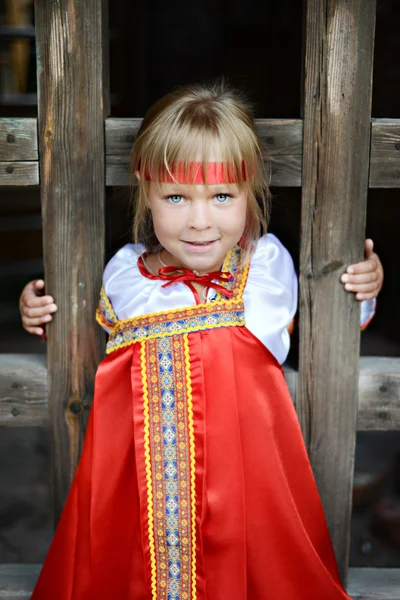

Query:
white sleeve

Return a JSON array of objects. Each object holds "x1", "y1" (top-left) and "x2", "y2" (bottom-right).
[
  {"x1": 243, "y1": 233, "x2": 298, "y2": 365},
  {"x1": 360, "y1": 298, "x2": 377, "y2": 330}
]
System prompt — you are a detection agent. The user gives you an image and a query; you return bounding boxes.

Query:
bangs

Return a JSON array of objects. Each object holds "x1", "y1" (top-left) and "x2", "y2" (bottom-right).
[{"x1": 133, "y1": 106, "x2": 261, "y2": 189}]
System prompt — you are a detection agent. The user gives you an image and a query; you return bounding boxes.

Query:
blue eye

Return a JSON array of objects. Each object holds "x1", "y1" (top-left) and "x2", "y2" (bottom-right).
[
  {"x1": 214, "y1": 194, "x2": 231, "y2": 203},
  {"x1": 167, "y1": 195, "x2": 184, "y2": 204}
]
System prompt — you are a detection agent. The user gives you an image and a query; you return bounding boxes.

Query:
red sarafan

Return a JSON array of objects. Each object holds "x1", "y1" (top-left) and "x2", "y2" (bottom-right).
[{"x1": 31, "y1": 241, "x2": 352, "y2": 600}]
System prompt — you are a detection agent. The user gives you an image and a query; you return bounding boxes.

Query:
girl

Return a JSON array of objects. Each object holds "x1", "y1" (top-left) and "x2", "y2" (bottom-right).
[{"x1": 30, "y1": 81, "x2": 383, "y2": 600}]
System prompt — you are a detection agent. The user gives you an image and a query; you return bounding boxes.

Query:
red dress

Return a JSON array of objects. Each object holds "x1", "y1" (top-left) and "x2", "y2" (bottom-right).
[{"x1": 31, "y1": 244, "x2": 351, "y2": 600}]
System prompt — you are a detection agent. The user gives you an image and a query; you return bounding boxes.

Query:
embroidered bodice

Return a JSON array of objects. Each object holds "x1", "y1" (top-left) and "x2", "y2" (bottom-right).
[{"x1": 96, "y1": 233, "x2": 376, "y2": 364}]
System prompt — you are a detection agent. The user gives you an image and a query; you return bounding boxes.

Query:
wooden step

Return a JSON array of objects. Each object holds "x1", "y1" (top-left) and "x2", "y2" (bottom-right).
[
  {"x1": 348, "y1": 567, "x2": 400, "y2": 599},
  {"x1": 0, "y1": 564, "x2": 40, "y2": 599},
  {"x1": 0, "y1": 565, "x2": 399, "y2": 598}
]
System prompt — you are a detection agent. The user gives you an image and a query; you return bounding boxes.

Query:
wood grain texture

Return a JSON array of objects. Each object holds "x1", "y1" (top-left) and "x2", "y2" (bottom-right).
[
  {"x1": 0, "y1": 118, "x2": 37, "y2": 160},
  {"x1": 348, "y1": 568, "x2": 400, "y2": 599},
  {"x1": 0, "y1": 162, "x2": 38, "y2": 185},
  {"x1": 370, "y1": 119, "x2": 400, "y2": 187},
  {"x1": 299, "y1": 0, "x2": 376, "y2": 582},
  {"x1": 34, "y1": 0, "x2": 109, "y2": 522},
  {"x1": 0, "y1": 354, "x2": 47, "y2": 426}
]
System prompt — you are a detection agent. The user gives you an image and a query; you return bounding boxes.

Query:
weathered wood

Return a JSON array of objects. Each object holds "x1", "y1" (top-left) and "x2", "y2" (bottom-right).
[
  {"x1": 299, "y1": 0, "x2": 376, "y2": 583},
  {"x1": 357, "y1": 357, "x2": 400, "y2": 430},
  {"x1": 0, "y1": 564, "x2": 41, "y2": 600},
  {"x1": 0, "y1": 162, "x2": 38, "y2": 185},
  {"x1": 34, "y1": 0, "x2": 109, "y2": 523},
  {"x1": 0, "y1": 118, "x2": 37, "y2": 160},
  {"x1": 105, "y1": 117, "x2": 303, "y2": 187},
  {"x1": 105, "y1": 117, "x2": 303, "y2": 155},
  {"x1": 1, "y1": 356, "x2": 399, "y2": 429},
  {"x1": 370, "y1": 119, "x2": 400, "y2": 188},
  {"x1": 0, "y1": 354, "x2": 47, "y2": 427},
  {"x1": 348, "y1": 568, "x2": 400, "y2": 599}
]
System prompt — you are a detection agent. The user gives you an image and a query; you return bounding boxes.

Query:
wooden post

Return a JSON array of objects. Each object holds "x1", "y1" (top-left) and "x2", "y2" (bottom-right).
[
  {"x1": 34, "y1": 0, "x2": 109, "y2": 523},
  {"x1": 299, "y1": 0, "x2": 376, "y2": 583}
]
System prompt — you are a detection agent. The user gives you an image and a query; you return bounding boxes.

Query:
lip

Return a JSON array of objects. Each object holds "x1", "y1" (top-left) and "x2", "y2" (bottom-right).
[{"x1": 182, "y1": 240, "x2": 218, "y2": 252}]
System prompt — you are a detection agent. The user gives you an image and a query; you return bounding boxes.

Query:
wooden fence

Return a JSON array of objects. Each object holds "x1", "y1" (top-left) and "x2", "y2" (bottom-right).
[{"x1": 0, "y1": 0, "x2": 400, "y2": 598}]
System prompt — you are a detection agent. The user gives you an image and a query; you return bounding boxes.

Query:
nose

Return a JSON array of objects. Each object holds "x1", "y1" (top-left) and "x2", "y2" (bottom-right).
[{"x1": 187, "y1": 199, "x2": 213, "y2": 230}]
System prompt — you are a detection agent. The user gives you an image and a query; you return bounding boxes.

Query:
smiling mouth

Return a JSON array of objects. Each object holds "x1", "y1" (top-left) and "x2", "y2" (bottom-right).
[{"x1": 183, "y1": 240, "x2": 218, "y2": 245}]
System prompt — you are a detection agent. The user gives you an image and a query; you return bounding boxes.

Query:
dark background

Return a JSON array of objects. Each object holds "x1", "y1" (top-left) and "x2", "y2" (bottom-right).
[{"x1": 0, "y1": 0, "x2": 399, "y2": 566}]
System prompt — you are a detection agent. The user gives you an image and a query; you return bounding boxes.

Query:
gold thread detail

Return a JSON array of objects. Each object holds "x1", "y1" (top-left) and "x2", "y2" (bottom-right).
[
  {"x1": 106, "y1": 318, "x2": 245, "y2": 354},
  {"x1": 140, "y1": 341, "x2": 157, "y2": 598},
  {"x1": 183, "y1": 333, "x2": 197, "y2": 598}
]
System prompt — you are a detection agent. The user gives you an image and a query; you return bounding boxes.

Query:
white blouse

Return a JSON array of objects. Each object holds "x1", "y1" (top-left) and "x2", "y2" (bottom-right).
[{"x1": 101, "y1": 233, "x2": 376, "y2": 365}]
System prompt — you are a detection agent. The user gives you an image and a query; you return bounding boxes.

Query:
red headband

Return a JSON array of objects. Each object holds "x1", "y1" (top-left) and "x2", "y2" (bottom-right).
[{"x1": 142, "y1": 161, "x2": 247, "y2": 184}]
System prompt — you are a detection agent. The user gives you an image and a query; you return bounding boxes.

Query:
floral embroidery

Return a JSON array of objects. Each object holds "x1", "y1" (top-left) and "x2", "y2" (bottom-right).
[
  {"x1": 141, "y1": 335, "x2": 196, "y2": 599},
  {"x1": 96, "y1": 245, "x2": 249, "y2": 354}
]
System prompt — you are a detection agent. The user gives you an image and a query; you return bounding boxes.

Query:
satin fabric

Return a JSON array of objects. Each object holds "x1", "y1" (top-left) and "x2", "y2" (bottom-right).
[{"x1": 31, "y1": 326, "x2": 351, "y2": 599}]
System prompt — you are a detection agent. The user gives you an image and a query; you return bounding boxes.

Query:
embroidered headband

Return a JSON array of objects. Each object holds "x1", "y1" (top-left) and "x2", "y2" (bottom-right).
[{"x1": 141, "y1": 161, "x2": 247, "y2": 184}]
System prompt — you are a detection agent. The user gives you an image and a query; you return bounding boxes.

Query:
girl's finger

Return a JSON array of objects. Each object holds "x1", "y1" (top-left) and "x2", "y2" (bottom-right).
[
  {"x1": 22, "y1": 314, "x2": 53, "y2": 327},
  {"x1": 21, "y1": 295, "x2": 55, "y2": 309},
  {"x1": 341, "y1": 272, "x2": 378, "y2": 285},
  {"x1": 356, "y1": 291, "x2": 378, "y2": 301},
  {"x1": 346, "y1": 258, "x2": 377, "y2": 274},
  {"x1": 22, "y1": 304, "x2": 57, "y2": 319},
  {"x1": 25, "y1": 326, "x2": 45, "y2": 336},
  {"x1": 344, "y1": 281, "x2": 380, "y2": 293}
]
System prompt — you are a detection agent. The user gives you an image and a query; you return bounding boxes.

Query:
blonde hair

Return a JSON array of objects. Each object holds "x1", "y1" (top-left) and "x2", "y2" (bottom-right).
[{"x1": 130, "y1": 80, "x2": 271, "y2": 262}]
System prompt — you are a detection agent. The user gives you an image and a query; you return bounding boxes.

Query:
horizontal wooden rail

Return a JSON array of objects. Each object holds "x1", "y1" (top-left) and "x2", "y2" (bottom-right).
[
  {"x1": 1, "y1": 354, "x2": 399, "y2": 429},
  {"x1": 0, "y1": 119, "x2": 38, "y2": 160},
  {"x1": 1, "y1": 117, "x2": 399, "y2": 187},
  {"x1": 0, "y1": 354, "x2": 47, "y2": 427},
  {"x1": 0, "y1": 564, "x2": 398, "y2": 599},
  {"x1": 348, "y1": 567, "x2": 400, "y2": 599}
]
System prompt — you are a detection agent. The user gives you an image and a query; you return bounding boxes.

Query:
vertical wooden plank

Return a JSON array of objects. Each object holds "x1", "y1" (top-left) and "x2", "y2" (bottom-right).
[
  {"x1": 34, "y1": 0, "x2": 109, "y2": 522},
  {"x1": 299, "y1": 0, "x2": 376, "y2": 583}
]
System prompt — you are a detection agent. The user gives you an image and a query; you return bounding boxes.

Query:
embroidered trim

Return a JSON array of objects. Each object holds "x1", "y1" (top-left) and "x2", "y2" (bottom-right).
[
  {"x1": 142, "y1": 335, "x2": 196, "y2": 599},
  {"x1": 140, "y1": 342, "x2": 157, "y2": 597},
  {"x1": 105, "y1": 301, "x2": 245, "y2": 353},
  {"x1": 97, "y1": 245, "x2": 250, "y2": 354},
  {"x1": 183, "y1": 334, "x2": 197, "y2": 598},
  {"x1": 95, "y1": 286, "x2": 118, "y2": 329}
]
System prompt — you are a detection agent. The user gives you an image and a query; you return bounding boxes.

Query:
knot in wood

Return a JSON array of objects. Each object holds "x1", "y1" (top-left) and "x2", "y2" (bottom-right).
[
  {"x1": 266, "y1": 136, "x2": 275, "y2": 145},
  {"x1": 11, "y1": 408, "x2": 20, "y2": 417},
  {"x1": 6, "y1": 165, "x2": 14, "y2": 174},
  {"x1": 69, "y1": 401, "x2": 83, "y2": 415},
  {"x1": 395, "y1": 143, "x2": 400, "y2": 151},
  {"x1": 7, "y1": 134, "x2": 16, "y2": 143}
]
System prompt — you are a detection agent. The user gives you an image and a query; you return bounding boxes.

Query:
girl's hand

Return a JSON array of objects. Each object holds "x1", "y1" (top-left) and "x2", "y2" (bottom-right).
[
  {"x1": 341, "y1": 239, "x2": 384, "y2": 301},
  {"x1": 19, "y1": 280, "x2": 58, "y2": 336}
]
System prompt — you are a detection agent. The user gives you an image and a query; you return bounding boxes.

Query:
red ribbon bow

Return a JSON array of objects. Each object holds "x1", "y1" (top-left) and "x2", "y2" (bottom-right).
[{"x1": 158, "y1": 266, "x2": 233, "y2": 300}]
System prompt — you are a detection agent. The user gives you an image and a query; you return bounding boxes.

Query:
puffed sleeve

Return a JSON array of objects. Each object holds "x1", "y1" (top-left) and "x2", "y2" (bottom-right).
[{"x1": 243, "y1": 233, "x2": 298, "y2": 365}]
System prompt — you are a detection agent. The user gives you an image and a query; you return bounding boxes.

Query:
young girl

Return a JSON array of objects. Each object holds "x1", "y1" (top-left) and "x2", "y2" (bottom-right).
[{"x1": 29, "y1": 81, "x2": 383, "y2": 600}]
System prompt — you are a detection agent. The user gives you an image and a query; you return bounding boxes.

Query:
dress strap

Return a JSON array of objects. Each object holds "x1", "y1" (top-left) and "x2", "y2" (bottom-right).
[{"x1": 96, "y1": 286, "x2": 119, "y2": 330}]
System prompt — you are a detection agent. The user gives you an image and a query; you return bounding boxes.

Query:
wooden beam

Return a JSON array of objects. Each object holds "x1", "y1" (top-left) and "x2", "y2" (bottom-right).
[
  {"x1": 0, "y1": 118, "x2": 37, "y2": 160},
  {"x1": 370, "y1": 119, "x2": 400, "y2": 188},
  {"x1": 0, "y1": 161, "x2": 38, "y2": 185},
  {"x1": 2, "y1": 117, "x2": 400, "y2": 188},
  {"x1": 1, "y1": 356, "x2": 398, "y2": 429},
  {"x1": 348, "y1": 568, "x2": 400, "y2": 599},
  {"x1": 105, "y1": 118, "x2": 303, "y2": 188},
  {"x1": 34, "y1": 0, "x2": 109, "y2": 522},
  {"x1": 0, "y1": 354, "x2": 47, "y2": 426},
  {"x1": 299, "y1": 0, "x2": 376, "y2": 583}
]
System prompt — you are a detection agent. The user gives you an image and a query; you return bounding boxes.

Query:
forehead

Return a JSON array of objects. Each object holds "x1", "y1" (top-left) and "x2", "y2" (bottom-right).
[{"x1": 151, "y1": 182, "x2": 242, "y2": 195}]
